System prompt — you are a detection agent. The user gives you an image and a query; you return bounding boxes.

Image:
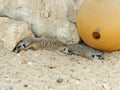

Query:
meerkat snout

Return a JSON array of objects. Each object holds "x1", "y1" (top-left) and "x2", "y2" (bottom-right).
[
  {"x1": 59, "y1": 47, "x2": 73, "y2": 55},
  {"x1": 12, "y1": 38, "x2": 33, "y2": 53},
  {"x1": 12, "y1": 41, "x2": 26, "y2": 53}
]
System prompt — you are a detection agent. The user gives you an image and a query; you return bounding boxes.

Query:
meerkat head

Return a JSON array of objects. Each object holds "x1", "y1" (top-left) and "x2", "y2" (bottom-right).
[
  {"x1": 59, "y1": 47, "x2": 73, "y2": 55},
  {"x1": 12, "y1": 38, "x2": 32, "y2": 53},
  {"x1": 59, "y1": 46, "x2": 104, "y2": 60},
  {"x1": 88, "y1": 50, "x2": 104, "y2": 60}
]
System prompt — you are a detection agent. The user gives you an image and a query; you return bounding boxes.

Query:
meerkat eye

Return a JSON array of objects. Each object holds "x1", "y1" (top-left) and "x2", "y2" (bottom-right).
[
  {"x1": 92, "y1": 55, "x2": 95, "y2": 58},
  {"x1": 64, "y1": 48, "x2": 66, "y2": 51},
  {"x1": 23, "y1": 44, "x2": 26, "y2": 47},
  {"x1": 68, "y1": 50, "x2": 71, "y2": 53}
]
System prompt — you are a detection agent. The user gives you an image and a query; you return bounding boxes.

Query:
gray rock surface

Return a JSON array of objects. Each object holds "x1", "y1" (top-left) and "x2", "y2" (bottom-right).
[{"x1": 0, "y1": 0, "x2": 82, "y2": 44}]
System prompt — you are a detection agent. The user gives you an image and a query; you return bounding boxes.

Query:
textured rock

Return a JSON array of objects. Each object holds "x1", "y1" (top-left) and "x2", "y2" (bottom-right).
[
  {"x1": 0, "y1": 17, "x2": 34, "y2": 50},
  {"x1": 0, "y1": 0, "x2": 82, "y2": 44}
]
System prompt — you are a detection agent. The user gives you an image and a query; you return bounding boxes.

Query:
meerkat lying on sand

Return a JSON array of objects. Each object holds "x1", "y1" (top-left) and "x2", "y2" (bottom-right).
[
  {"x1": 12, "y1": 37, "x2": 104, "y2": 60},
  {"x1": 12, "y1": 37, "x2": 67, "y2": 53},
  {"x1": 62, "y1": 43, "x2": 104, "y2": 60}
]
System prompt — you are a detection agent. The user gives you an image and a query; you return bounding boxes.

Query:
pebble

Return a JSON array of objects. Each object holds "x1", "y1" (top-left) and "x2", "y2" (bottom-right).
[
  {"x1": 24, "y1": 84, "x2": 28, "y2": 87},
  {"x1": 56, "y1": 78, "x2": 64, "y2": 83}
]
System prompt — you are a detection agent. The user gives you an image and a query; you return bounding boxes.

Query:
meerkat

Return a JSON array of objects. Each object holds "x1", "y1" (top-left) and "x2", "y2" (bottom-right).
[
  {"x1": 12, "y1": 37, "x2": 67, "y2": 53},
  {"x1": 60, "y1": 43, "x2": 104, "y2": 60},
  {"x1": 12, "y1": 37, "x2": 104, "y2": 60}
]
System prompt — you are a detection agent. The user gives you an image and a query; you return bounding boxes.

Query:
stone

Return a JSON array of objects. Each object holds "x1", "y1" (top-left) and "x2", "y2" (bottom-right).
[
  {"x1": 0, "y1": 0, "x2": 83, "y2": 44},
  {"x1": 0, "y1": 17, "x2": 34, "y2": 50}
]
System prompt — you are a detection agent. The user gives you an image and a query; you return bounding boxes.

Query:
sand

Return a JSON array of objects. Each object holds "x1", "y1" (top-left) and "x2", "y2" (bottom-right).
[{"x1": 0, "y1": 48, "x2": 120, "y2": 90}]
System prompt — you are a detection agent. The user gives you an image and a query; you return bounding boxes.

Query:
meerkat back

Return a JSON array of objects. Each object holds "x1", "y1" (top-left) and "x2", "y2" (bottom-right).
[{"x1": 34, "y1": 38, "x2": 67, "y2": 50}]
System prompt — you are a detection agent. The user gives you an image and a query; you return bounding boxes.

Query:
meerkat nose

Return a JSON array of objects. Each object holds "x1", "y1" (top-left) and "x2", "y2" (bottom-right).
[
  {"x1": 12, "y1": 48, "x2": 20, "y2": 53},
  {"x1": 12, "y1": 47, "x2": 16, "y2": 52}
]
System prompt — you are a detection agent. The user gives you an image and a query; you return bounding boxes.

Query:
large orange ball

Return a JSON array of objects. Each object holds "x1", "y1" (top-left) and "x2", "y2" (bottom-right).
[{"x1": 77, "y1": 0, "x2": 120, "y2": 51}]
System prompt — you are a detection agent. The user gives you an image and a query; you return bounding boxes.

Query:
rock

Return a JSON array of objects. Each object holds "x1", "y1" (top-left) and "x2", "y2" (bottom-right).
[
  {"x1": 0, "y1": 17, "x2": 34, "y2": 51},
  {"x1": 56, "y1": 78, "x2": 64, "y2": 83},
  {"x1": 0, "y1": 0, "x2": 82, "y2": 44}
]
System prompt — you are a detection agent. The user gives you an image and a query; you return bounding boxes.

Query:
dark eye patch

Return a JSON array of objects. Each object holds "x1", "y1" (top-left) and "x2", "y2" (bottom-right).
[
  {"x1": 68, "y1": 50, "x2": 72, "y2": 53},
  {"x1": 64, "y1": 48, "x2": 66, "y2": 51},
  {"x1": 17, "y1": 45, "x2": 21, "y2": 49},
  {"x1": 23, "y1": 44, "x2": 26, "y2": 47},
  {"x1": 12, "y1": 45, "x2": 21, "y2": 52},
  {"x1": 92, "y1": 55, "x2": 95, "y2": 58},
  {"x1": 96, "y1": 55, "x2": 102, "y2": 57}
]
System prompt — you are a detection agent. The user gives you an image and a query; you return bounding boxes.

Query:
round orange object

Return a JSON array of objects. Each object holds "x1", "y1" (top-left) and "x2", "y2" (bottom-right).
[{"x1": 77, "y1": 0, "x2": 120, "y2": 51}]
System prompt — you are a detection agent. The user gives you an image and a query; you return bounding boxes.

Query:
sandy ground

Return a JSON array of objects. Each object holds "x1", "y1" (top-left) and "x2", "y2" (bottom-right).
[{"x1": 0, "y1": 48, "x2": 120, "y2": 90}]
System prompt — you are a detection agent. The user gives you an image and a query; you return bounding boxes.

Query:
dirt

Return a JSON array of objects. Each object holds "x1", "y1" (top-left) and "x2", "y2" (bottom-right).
[{"x1": 0, "y1": 48, "x2": 120, "y2": 90}]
